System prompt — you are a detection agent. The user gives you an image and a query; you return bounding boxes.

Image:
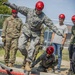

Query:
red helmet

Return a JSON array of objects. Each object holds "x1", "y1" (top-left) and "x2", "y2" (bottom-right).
[
  {"x1": 46, "y1": 46, "x2": 54, "y2": 55},
  {"x1": 71, "y1": 15, "x2": 75, "y2": 21},
  {"x1": 12, "y1": 9, "x2": 18, "y2": 13},
  {"x1": 35, "y1": 1, "x2": 44, "y2": 11},
  {"x1": 59, "y1": 14, "x2": 65, "y2": 19}
]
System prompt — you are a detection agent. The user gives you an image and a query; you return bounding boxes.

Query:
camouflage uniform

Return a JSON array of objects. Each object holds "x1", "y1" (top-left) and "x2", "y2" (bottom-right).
[
  {"x1": 21, "y1": 24, "x2": 44, "y2": 69},
  {"x1": 1, "y1": 16, "x2": 22, "y2": 65},
  {"x1": 22, "y1": 25, "x2": 45, "y2": 68},
  {"x1": 68, "y1": 26, "x2": 75, "y2": 73},
  {"x1": 33, "y1": 25, "x2": 45, "y2": 61},
  {"x1": 31, "y1": 52, "x2": 58, "y2": 72},
  {"x1": 3, "y1": 2, "x2": 64, "y2": 70}
]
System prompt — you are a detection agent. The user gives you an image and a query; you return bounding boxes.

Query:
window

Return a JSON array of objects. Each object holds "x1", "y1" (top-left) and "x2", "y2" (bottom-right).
[{"x1": 44, "y1": 30, "x2": 52, "y2": 46}]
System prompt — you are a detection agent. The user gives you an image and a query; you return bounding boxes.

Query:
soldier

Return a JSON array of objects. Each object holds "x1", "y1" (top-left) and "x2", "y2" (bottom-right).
[
  {"x1": 1, "y1": 9, "x2": 23, "y2": 67},
  {"x1": 68, "y1": 15, "x2": 75, "y2": 74},
  {"x1": 3, "y1": 1, "x2": 64, "y2": 71},
  {"x1": 31, "y1": 46, "x2": 58, "y2": 72},
  {"x1": 22, "y1": 25, "x2": 45, "y2": 69}
]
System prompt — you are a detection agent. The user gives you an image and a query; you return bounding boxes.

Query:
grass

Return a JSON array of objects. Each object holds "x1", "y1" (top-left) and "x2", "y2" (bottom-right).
[
  {"x1": 62, "y1": 48, "x2": 69, "y2": 61},
  {"x1": 0, "y1": 48, "x2": 24, "y2": 60},
  {"x1": 0, "y1": 47, "x2": 69, "y2": 61}
]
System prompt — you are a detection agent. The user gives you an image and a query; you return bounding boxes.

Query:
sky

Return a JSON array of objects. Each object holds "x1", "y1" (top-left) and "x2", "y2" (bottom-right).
[{"x1": 8, "y1": 0, "x2": 75, "y2": 25}]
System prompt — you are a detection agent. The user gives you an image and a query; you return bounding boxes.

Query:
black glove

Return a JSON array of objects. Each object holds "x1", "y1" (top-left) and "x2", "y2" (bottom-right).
[
  {"x1": 60, "y1": 44, "x2": 64, "y2": 50},
  {"x1": 31, "y1": 64, "x2": 34, "y2": 68},
  {"x1": 50, "y1": 42, "x2": 52, "y2": 46}
]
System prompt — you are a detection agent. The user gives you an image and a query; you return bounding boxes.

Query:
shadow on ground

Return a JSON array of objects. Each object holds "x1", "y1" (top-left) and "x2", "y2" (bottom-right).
[
  {"x1": 14, "y1": 64, "x2": 22, "y2": 68},
  {"x1": 61, "y1": 67, "x2": 68, "y2": 71}
]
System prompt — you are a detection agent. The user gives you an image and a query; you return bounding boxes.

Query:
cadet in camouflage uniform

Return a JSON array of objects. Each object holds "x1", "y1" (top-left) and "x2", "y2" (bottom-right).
[
  {"x1": 31, "y1": 46, "x2": 58, "y2": 72},
  {"x1": 1, "y1": 9, "x2": 23, "y2": 67},
  {"x1": 3, "y1": 1, "x2": 64, "y2": 71},
  {"x1": 68, "y1": 15, "x2": 75, "y2": 74},
  {"x1": 22, "y1": 25, "x2": 45, "y2": 69}
]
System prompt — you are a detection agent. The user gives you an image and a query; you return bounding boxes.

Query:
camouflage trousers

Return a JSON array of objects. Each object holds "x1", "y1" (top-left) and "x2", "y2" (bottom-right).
[
  {"x1": 4, "y1": 36, "x2": 18, "y2": 64},
  {"x1": 68, "y1": 44, "x2": 75, "y2": 74},
  {"x1": 33, "y1": 44, "x2": 43, "y2": 61},
  {"x1": 18, "y1": 33, "x2": 40, "y2": 62},
  {"x1": 22, "y1": 40, "x2": 42, "y2": 66},
  {"x1": 22, "y1": 44, "x2": 42, "y2": 67}
]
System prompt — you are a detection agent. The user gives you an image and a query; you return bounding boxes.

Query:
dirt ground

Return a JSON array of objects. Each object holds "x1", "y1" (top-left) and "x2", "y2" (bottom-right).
[{"x1": 0, "y1": 56, "x2": 70, "y2": 75}]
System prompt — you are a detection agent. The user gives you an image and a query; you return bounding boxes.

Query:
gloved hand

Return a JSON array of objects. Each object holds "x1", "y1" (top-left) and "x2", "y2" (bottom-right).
[
  {"x1": 31, "y1": 64, "x2": 34, "y2": 68},
  {"x1": 50, "y1": 41, "x2": 52, "y2": 46},
  {"x1": 60, "y1": 44, "x2": 64, "y2": 50},
  {"x1": 53, "y1": 58, "x2": 58, "y2": 66}
]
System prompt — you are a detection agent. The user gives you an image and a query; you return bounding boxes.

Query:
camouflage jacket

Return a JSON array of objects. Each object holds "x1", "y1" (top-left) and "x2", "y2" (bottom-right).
[
  {"x1": 4, "y1": 2, "x2": 63, "y2": 37},
  {"x1": 2, "y1": 16, "x2": 23, "y2": 38},
  {"x1": 70, "y1": 26, "x2": 75, "y2": 44},
  {"x1": 32, "y1": 52, "x2": 55, "y2": 68}
]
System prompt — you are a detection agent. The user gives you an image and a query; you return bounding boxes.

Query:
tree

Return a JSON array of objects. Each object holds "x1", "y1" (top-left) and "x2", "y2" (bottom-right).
[
  {"x1": 0, "y1": 0, "x2": 11, "y2": 14},
  {"x1": 0, "y1": 0, "x2": 11, "y2": 28},
  {"x1": 0, "y1": 17, "x2": 4, "y2": 29}
]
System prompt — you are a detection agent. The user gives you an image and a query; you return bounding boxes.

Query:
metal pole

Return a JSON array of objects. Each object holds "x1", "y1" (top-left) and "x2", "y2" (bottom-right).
[{"x1": 0, "y1": 62, "x2": 13, "y2": 72}]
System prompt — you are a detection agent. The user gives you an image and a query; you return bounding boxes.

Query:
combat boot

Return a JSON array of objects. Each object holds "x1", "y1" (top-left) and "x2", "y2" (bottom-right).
[
  {"x1": 8, "y1": 63, "x2": 14, "y2": 67},
  {"x1": 21, "y1": 64, "x2": 25, "y2": 69},
  {"x1": 25, "y1": 61, "x2": 31, "y2": 71},
  {"x1": 21, "y1": 57, "x2": 26, "y2": 69},
  {"x1": 5, "y1": 63, "x2": 8, "y2": 66}
]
